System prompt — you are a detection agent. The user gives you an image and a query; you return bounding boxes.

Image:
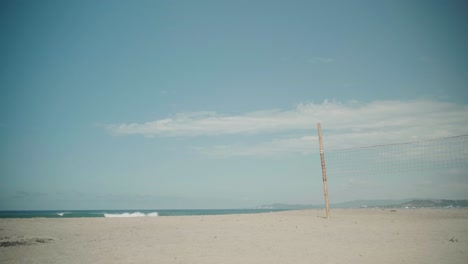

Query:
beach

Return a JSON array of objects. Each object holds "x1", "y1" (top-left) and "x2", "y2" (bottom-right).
[{"x1": 1, "y1": 209, "x2": 467, "y2": 264}]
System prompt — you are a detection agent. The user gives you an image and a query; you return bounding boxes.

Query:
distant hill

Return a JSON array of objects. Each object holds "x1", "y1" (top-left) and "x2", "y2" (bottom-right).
[
  {"x1": 257, "y1": 199, "x2": 468, "y2": 209},
  {"x1": 398, "y1": 199, "x2": 468, "y2": 208}
]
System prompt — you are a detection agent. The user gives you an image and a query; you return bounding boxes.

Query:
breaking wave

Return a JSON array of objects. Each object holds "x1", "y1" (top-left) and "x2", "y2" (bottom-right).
[{"x1": 104, "y1": 212, "x2": 159, "y2": 218}]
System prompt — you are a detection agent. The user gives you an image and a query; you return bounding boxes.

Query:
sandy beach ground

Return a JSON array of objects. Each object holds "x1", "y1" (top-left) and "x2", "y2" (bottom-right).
[{"x1": 1, "y1": 209, "x2": 467, "y2": 264}]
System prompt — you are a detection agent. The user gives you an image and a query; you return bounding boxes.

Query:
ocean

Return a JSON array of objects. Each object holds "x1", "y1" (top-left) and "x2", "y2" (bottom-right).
[{"x1": 0, "y1": 209, "x2": 289, "y2": 218}]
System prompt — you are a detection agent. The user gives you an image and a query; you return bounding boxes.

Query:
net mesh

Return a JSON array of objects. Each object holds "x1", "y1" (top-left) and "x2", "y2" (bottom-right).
[
  {"x1": 327, "y1": 135, "x2": 468, "y2": 176},
  {"x1": 324, "y1": 135, "x2": 468, "y2": 200}
]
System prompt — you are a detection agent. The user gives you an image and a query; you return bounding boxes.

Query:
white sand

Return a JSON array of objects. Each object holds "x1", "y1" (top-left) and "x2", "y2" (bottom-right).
[{"x1": 1, "y1": 209, "x2": 467, "y2": 264}]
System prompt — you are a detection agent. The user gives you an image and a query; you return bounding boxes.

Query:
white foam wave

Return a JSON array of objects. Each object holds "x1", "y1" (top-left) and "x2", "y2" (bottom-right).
[
  {"x1": 104, "y1": 212, "x2": 159, "y2": 218},
  {"x1": 57, "y1": 212, "x2": 65, "y2": 217},
  {"x1": 147, "y1": 212, "x2": 159, "y2": 217}
]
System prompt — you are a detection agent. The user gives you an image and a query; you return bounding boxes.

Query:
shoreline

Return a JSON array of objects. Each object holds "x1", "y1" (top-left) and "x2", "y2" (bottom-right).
[
  {"x1": 2, "y1": 207, "x2": 467, "y2": 219},
  {"x1": 0, "y1": 208, "x2": 291, "y2": 219}
]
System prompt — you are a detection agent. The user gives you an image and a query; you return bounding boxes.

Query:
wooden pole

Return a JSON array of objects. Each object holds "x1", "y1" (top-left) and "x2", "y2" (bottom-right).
[{"x1": 317, "y1": 123, "x2": 330, "y2": 219}]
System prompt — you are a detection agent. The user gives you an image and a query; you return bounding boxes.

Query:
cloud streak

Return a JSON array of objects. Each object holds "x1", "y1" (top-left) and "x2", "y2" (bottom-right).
[
  {"x1": 107, "y1": 109, "x2": 310, "y2": 137},
  {"x1": 199, "y1": 136, "x2": 317, "y2": 158},
  {"x1": 106, "y1": 100, "x2": 468, "y2": 156}
]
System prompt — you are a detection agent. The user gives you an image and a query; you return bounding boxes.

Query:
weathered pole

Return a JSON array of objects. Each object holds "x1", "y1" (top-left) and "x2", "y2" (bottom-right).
[{"x1": 317, "y1": 123, "x2": 330, "y2": 219}]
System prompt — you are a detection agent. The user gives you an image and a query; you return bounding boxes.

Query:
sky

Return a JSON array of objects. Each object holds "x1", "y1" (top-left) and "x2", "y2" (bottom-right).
[{"x1": 1, "y1": 0, "x2": 467, "y2": 210}]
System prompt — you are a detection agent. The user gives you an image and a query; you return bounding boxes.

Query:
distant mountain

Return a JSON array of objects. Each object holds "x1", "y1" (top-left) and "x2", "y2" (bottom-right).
[
  {"x1": 257, "y1": 199, "x2": 468, "y2": 209},
  {"x1": 398, "y1": 199, "x2": 468, "y2": 208}
]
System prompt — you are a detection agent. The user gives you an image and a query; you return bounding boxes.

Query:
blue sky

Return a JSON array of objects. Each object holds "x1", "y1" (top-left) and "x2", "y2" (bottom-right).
[{"x1": 1, "y1": 0, "x2": 467, "y2": 210}]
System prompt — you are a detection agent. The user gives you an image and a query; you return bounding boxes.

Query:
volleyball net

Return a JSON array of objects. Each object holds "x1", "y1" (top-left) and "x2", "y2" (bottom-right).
[{"x1": 323, "y1": 134, "x2": 468, "y2": 202}]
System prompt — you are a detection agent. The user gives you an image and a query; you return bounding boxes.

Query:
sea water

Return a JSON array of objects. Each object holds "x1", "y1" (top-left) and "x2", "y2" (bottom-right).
[{"x1": 0, "y1": 209, "x2": 289, "y2": 218}]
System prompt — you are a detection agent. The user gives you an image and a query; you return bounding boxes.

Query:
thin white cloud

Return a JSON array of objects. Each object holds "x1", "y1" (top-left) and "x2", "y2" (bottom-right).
[
  {"x1": 106, "y1": 100, "x2": 468, "y2": 157},
  {"x1": 107, "y1": 109, "x2": 309, "y2": 137},
  {"x1": 200, "y1": 136, "x2": 317, "y2": 158}
]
